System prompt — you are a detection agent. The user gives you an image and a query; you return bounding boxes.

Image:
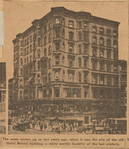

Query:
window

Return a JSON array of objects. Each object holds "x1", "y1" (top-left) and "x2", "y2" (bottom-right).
[
  {"x1": 99, "y1": 27, "x2": 104, "y2": 35},
  {"x1": 92, "y1": 47, "x2": 97, "y2": 57},
  {"x1": 69, "y1": 59, "x2": 74, "y2": 67},
  {"x1": 92, "y1": 74, "x2": 97, "y2": 84},
  {"x1": 78, "y1": 31, "x2": 82, "y2": 41},
  {"x1": 69, "y1": 20, "x2": 74, "y2": 28},
  {"x1": 78, "y1": 57, "x2": 81, "y2": 67},
  {"x1": 44, "y1": 25, "x2": 47, "y2": 33},
  {"x1": 62, "y1": 70, "x2": 65, "y2": 81},
  {"x1": 27, "y1": 57, "x2": 29, "y2": 64},
  {"x1": 84, "y1": 90, "x2": 88, "y2": 98},
  {"x1": 55, "y1": 71, "x2": 59, "y2": 80},
  {"x1": 27, "y1": 47, "x2": 29, "y2": 54},
  {"x1": 107, "y1": 62, "x2": 111, "y2": 72},
  {"x1": 27, "y1": 37, "x2": 29, "y2": 44},
  {"x1": 106, "y1": 29, "x2": 111, "y2": 36},
  {"x1": 69, "y1": 31, "x2": 74, "y2": 40},
  {"x1": 48, "y1": 59, "x2": 51, "y2": 68},
  {"x1": 55, "y1": 18, "x2": 60, "y2": 24},
  {"x1": 83, "y1": 31, "x2": 88, "y2": 41},
  {"x1": 84, "y1": 44, "x2": 88, "y2": 54},
  {"x1": 107, "y1": 75, "x2": 112, "y2": 85},
  {"x1": 49, "y1": 22, "x2": 52, "y2": 30},
  {"x1": 114, "y1": 76, "x2": 118, "y2": 86},
  {"x1": 62, "y1": 42, "x2": 65, "y2": 51},
  {"x1": 100, "y1": 61, "x2": 104, "y2": 71},
  {"x1": 49, "y1": 33, "x2": 52, "y2": 42},
  {"x1": 78, "y1": 21, "x2": 82, "y2": 28},
  {"x1": 84, "y1": 58, "x2": 88, "y2": 68},
  {"x1": 20, "y1": 79, "x2": 22, "y2": 87},
  {"x1": 55, "y1": 42, "x2": 60, "y2": 51},
  {"x1": 99, "y1": 49, "x2": 104, "y2": 58},
  {"x1": 30, "y1": 45, "x2": 32, "y2": 53},
  {"x1": 48, "y1": 46, "x2": 51, "y2": 55},
  {"x1": 78, "y1": 44, "x2": 81, "y2": 53},
  {"x1": 37, "y1": 61, "x2": 40, "y2": 70},
  {"x1": 55, "y1": 55, "x2": 60, "y2": 65},
  {"x1": 25, "y1": 39, "x2": 27, "y2": 45},
  {"x1": 83, "y1": 20, "x2": 87, "y2": 28},
  {"x1": 37, "y1": 49, "x2": 40, "y2": 58},
  {"x1": 113, "y1": 30, "x2": 118, "y2": 37},
  {"x1": 20, "y1": 91, "x2": 22, "y2": 100},
  {"x1": 107, "y1": 38, "x2": 111, "y2": 47},
  {"x1": 92, "y1": 61, "x2": 97, "y2": 70},
  {"x1": 30, "y1": 35, "x2": 32, "y2": 43},
  {"x1": 44, "y1": 36, "x2": 47, "y2": 45},
  {"x1": 62, "y1": 28, "x2": 65, "y2": 37},
  {"x1": 78, "y1": 72, "x2": 81, "y2": 82},
  {"x1": 92, "y1": 26, "x2": 97, "y2": 32},
  {"x1": 92, "y1": 36, "x2": 97, "y2": 45},
  {"x1": 54, "y1": 87, "x2": 60, "y2": 97},
  {"x1": 84, "y1": 73, "x2": 88, "y2": 83},
  {"x1": 24, "y1": 48, "x2": 26, "y2": 55},
  {"x1": 113, "y1": 51, "x2": 118, "y2": 60},
  {"x1": 48, "y1": 73, "x2": 51, "y2": 82},
  {"x1": 69, "y1": 45, "x2": 74, "y2": 53},
  {"x1": 44, "y1": 48, "x2": 47, "y2": 56},
  {"x1": 20, "y1": 68, "x2": 23, "y2": 75},
  {"x1": 99, "y1": 37, "x2": 104, "y2": 46},
  {"x1": 100, "y1": 75, "x2": 104, "y2": 84},
  {"x1": 61, "y1": 17, "x2": 65, "y2": 25},
  {"x1": 20, "y1": 58, "x2": 23, "y2": 65},
  {"x1": 114, "y1": 63, "x2": 118, "y2": 72},
  {"x1": 55, "y1": 29, "x2": 60, "y2": 38},
  {"x1": 62, "y1": 55, "x2": 65, "y2": 65},
  {"x1": 69, "y1": 73, "x2": 74, "y2": 82},
  {"x1": 37, "y1": 74, "x2": 40, "y2": 84},
  {"x1": 113, "y1": 40, "x2": 118, "y2": 48},
  {"x1": 24, "y1": 58, "x2": 26, "y2": 64},
  {"x1": 107, "y1": 49, "x2": 111, "y2": 59},
  {"x1": 21, "y1": 40, "x2": 23, "y2": 46},
  {"x1": 30, "y1": 55, "x2": 32, "y2": 62}
]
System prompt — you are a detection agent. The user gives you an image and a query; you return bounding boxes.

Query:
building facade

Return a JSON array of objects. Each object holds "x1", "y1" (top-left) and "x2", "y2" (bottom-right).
[
  {"x1": 9, "y1": 7, "x2": 126, "y2": 123},
  {"x1": 0, "y1": 62, "x2": 6, "y2": 133}
]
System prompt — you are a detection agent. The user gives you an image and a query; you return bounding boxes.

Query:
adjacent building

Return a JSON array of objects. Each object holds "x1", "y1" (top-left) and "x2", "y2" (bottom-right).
[
  {"x1": 8, "y1": 7, "x2": 126, "y2": 124},
  {"x1": 0, "y1": 62, "x2": 6, "y2": 133}
]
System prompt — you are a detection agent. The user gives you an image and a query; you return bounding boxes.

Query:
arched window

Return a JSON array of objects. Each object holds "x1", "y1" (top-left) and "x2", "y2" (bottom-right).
[
  {"x1": 78, "y1": 57, "x2": 81, "y2": 67},
  {"x1": 62, "y1": 70, "x2": 65, "y2": 81},
  {"x1": 37, "y1": 49, "x2": 40, "y2": 58},
  {"x1": 20, "y1": 91, "x2": 22, "y2": 100},
  {"x1": 62, "y1": 55, "x2": 65, "y2": 65},
  {"x1": 69, "y1": 74, "x2": 74, "y2": 82},
  {"x1": 78, "y1": 44, "x2": 81, "y2": 54},
  {"x1": 55, "y1": 71, "x2": 59, "y2": 80},
  {"x1": 107, "y1": 38, "x2": 111, "y2": 47},
  {"x1": 20, "y1": 68, "x2": 23, "y2": 75},
  {"x1": 49, "y1": 33, "x2": 52, "y2": 42},
  {"x1": 38, "y1": 37, "x2": 41, "y2": 46},
  {"x1": 20, "y1": 58, "x2": 23, "y2": 65},
  {"x1": 69, "y1": 31, "x2": 74, "y2": 40},
  {"x1": 92, "y1": 36, "x2": 97, "y2": 44},
  {"x1": 48, "y1": 46, "x2": 51, "y2": 55},
  {"x1": 99, "y1": 37, "x2": 104, "y2": 46},
  {"x1": 78, "y1": 31, "x2": 82, "y2": 41},
  {"x1": 37, "y1": 61, "x2": 40, "y2": 70},
  {"x1": 48, "y1": 59, "x2": 51, "y2": 68},
  {"x1": 30, "y1": 55, "x2": 32, "y2": 62},
  {"x1": 78, "y1": 72, "x2": 81, "y2": 82},
  {"x1": 69, "y1": 45, "x2": 74, "y2": 53},
  {"x1": 37, "y1": 74, "x2": 40, "y2": 84},
  {"x1": 44, "y1": 48, "x2": 47, "y2": 56},
  {"x1": 69, "y1": 59, "x2": 73, "y2": 67}
]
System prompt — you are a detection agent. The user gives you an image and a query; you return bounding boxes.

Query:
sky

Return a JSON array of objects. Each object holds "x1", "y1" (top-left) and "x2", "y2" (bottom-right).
[{"x1": 1, "y1": 1, "x2": 128, "y2": 81}]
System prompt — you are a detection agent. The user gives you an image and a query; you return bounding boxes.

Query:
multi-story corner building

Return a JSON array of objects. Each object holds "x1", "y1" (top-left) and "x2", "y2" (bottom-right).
[
  {"x1": 0, "y1": 62, "x2": 6, "y2": 133},
  {"x1": 8, "y1": 78, "x2": 14, "y2": 105},
  {"x1": 9, "y1": 7, "x2": 126, "y2": 123}
]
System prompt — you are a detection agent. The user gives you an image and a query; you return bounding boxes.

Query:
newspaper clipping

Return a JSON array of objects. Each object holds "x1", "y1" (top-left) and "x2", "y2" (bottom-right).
[{"x1": 0, "y1": 0, "x2": 128, "y2": 148}]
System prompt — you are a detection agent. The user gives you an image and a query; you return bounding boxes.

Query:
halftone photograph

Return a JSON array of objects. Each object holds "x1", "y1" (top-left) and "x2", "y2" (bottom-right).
[{"x1": 4, "y1": 1, "x2": 127, "y2": 134}]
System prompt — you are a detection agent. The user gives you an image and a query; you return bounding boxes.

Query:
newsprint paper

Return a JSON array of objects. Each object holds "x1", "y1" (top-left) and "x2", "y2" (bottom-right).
[{"x1": 0, "y1": 0, "x2": 128, "y2": 148}]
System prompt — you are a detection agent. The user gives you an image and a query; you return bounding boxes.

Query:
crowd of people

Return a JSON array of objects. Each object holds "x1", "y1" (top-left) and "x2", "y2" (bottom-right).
[{"x1": 8, "y1": 114, "x2": 126, "y2": 134}]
